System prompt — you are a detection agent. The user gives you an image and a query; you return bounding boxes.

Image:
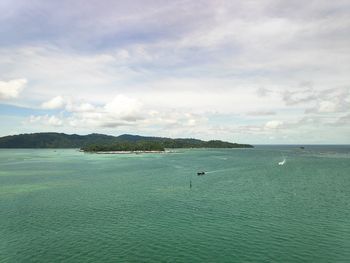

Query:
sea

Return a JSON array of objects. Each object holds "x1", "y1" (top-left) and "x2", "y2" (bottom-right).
[{"x1": 1, "y1": 145, "x2": 350, "y2": 262}]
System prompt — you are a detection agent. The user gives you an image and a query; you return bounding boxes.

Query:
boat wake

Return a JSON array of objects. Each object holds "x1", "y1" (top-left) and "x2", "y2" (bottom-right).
[
  {"x1": 278, "y1": 158, "x2": 286, "y2": 166},
  {"x1": 205, "y1": 168, "x2": 232, "y2": 174}
]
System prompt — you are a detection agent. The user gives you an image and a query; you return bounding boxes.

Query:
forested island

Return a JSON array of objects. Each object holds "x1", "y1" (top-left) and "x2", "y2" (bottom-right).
[{"x1": 0, "y1": 132, "x2": 253, "y2": 152}]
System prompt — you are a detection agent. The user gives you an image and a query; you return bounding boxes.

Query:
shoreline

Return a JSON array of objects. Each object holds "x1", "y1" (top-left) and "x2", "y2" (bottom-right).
[{"x1": 82, "y1": 150, "x2": 167, "y2": 154}]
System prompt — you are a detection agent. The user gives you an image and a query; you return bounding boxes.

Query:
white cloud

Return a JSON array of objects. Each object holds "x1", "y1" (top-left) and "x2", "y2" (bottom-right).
[
  {"x1": 265, "y1": 120, "x2": 284, "y2": 130},
  {"x1": 304, "y1": 87, "x2": 350, "y2": 114},
  {"x1": 27, "y1": 94, "x2": 208, "y2": 133},
  {"x1": 104, "y1": 95, "x2": 142, "y2": 119},
  {"x1": 246, "y1": 111, "x2": 275, "y2": 116},
  {"x1": 0, "y1": 78, "x2": 26, "y2": 100},
  {"x1": 63, "y1": 95, "x2": 143, "y2": 128},
  {"x1": 65, "y1": 102, "x2": 95, "y2": 112},
  {"x1": 282, "y1": 88, "x2": 316, "y2": 106},
  {"x1": 48, "y1": 116, "x2": 63, "y2": 126},
  {"x1": 317, "y1": 101, "x2": 338, "y2": 113},
  {"x1": 116, "y1": 49, "x2": 130, "y2": 60},
  {"x1": 28, "y1": 115, "x2": 42, "y2": 123},
  {"x1": 41, "y1": 96, "x2": 66, "y2": 109},
  {"x1": 28, "y1": 114, "x2": 63, "y2": 127}
]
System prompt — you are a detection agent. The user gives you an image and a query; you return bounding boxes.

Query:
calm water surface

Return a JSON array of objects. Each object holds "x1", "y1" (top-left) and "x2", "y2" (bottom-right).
[{"x1": 1, "y1": 146, "x2": 350, "y2": 262}]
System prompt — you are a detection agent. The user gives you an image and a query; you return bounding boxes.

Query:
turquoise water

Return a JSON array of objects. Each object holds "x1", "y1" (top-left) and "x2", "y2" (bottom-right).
[{"x1": 1, "y1": 146, "x2": 350, "y2": 262}]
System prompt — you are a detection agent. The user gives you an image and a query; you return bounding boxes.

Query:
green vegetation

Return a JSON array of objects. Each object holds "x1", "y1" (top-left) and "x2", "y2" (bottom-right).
[
  {"x1": 0, "y1": 133, "x2": 115, "y2": 148},
  {"x1": 0, "y1": 132, "x2": 254, "y2": 151},
  {"x1": 82, "y1": 141, "x2": 165, "y2": 152}
]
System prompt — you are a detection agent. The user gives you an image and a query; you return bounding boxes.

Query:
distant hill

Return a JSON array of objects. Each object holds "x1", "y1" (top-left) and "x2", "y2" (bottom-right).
[
  {"x1": 0, "y1": 133, "x2": 116, "y2": 148},
  {"x1": 0, "y1": 132, "x2": 253, "y2": 149}
]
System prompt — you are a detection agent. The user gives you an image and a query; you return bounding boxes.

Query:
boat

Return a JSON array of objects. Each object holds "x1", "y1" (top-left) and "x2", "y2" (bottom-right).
[{"x1": 197, "y1": 171, "x2": 206, "y2": 176}]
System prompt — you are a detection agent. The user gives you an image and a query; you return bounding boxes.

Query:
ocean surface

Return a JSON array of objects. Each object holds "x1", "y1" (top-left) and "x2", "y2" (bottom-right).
[{"x1": 1, "y1": 146, "x2": 350, "y2": 262}]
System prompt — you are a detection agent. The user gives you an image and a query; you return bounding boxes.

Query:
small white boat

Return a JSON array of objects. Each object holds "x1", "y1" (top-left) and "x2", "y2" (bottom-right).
[{"x1": 278, "y1": 158, "x2": 286, "y2": 166}]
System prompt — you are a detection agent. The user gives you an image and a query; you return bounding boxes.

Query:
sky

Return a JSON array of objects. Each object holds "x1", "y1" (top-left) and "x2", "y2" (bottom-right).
[{"x1": 0, "y1": 0, "x2": 349, "y2": 144}]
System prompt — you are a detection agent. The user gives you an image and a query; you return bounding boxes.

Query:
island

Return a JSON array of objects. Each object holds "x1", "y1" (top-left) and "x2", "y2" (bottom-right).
[
  {"x1": 0, "y1": 132, "x2": 254, "y2": 153},
  {"x1": 81, "y1": 141, "x2": 166, "y2": 153}
]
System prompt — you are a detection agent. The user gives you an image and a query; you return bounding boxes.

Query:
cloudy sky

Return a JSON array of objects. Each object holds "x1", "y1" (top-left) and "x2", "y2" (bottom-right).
[{"x1": 0, "y1": 0, "x2": 349, "y2": 144}]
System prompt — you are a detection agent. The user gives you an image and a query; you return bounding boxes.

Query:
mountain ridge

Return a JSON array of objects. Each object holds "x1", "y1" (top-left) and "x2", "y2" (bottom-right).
[{"x1": 0, "y1": 132, "x2": 253, "y2": 149}]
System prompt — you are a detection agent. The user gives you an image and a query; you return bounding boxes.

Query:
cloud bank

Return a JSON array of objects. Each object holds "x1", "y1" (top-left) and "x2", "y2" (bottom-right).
[{"x1": 0, "y1": 0, "x2": 349, "y2": 143}]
